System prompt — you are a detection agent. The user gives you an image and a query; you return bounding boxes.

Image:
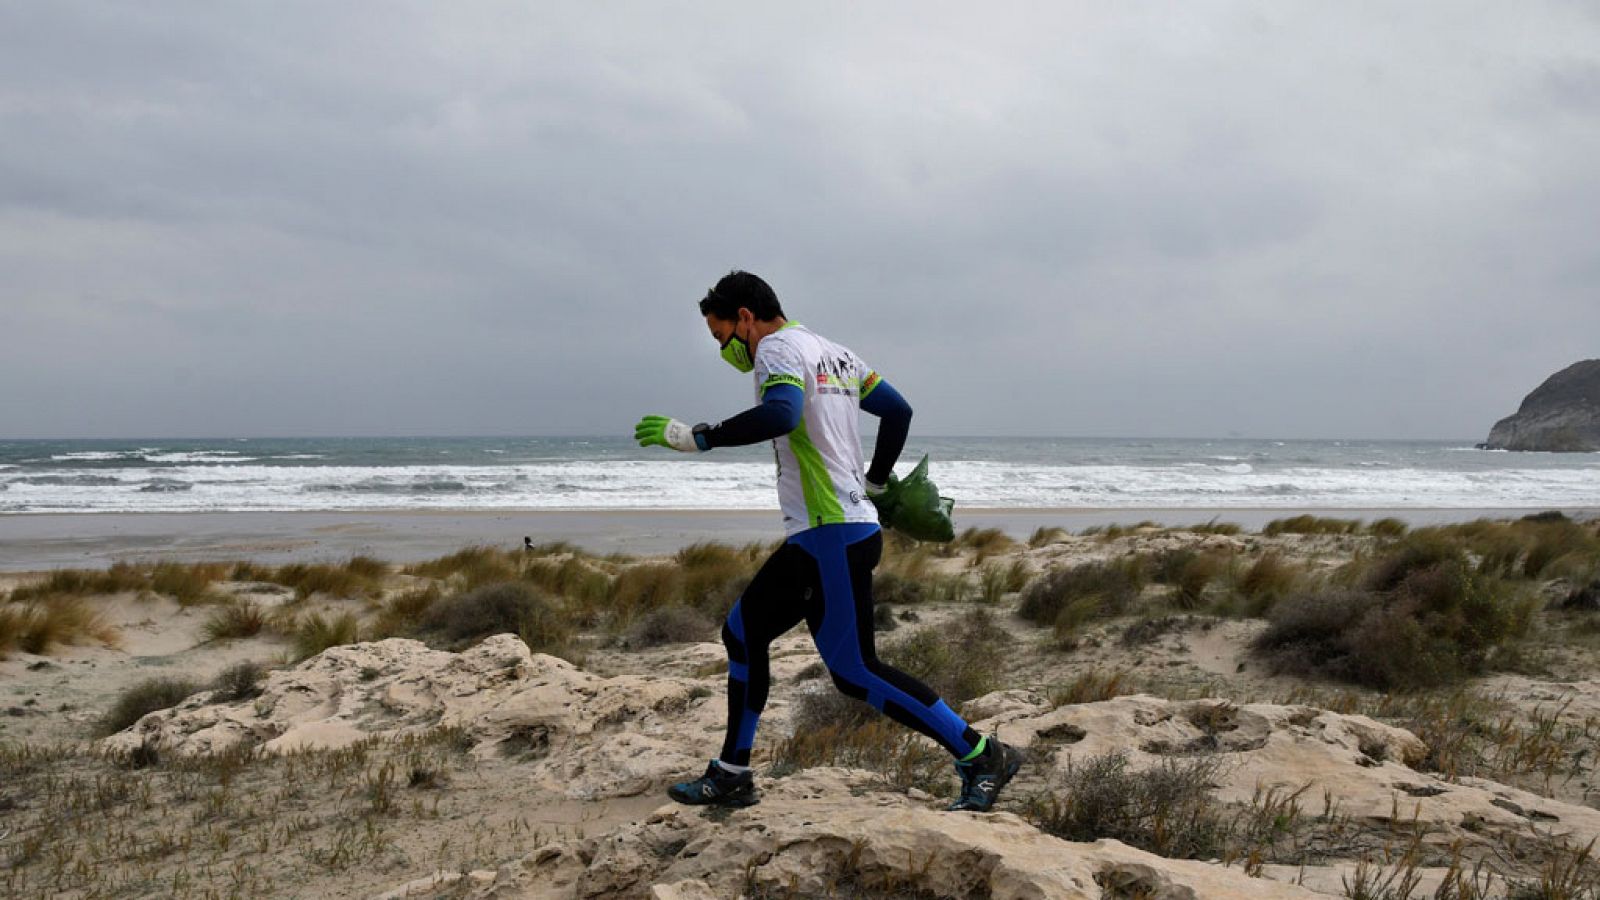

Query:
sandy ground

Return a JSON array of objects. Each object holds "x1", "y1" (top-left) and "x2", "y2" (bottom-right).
[
  {"x1": 2, "y1": 520, "x2": 1598, "y2": 897},
  {"x1": 3, "y1": 507, "x2": 1593, "y2": 572}
]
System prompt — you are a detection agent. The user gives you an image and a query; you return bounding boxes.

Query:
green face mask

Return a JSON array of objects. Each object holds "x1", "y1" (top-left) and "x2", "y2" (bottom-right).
[{"x1": 719, "y1": 323, "x2": 754, "y2": 373}]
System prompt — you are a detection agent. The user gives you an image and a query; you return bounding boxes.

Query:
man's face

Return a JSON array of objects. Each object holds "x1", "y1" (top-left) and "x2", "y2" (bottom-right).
[{"x1": 704, "y1": 310, "x2": 748, "y2": 347}]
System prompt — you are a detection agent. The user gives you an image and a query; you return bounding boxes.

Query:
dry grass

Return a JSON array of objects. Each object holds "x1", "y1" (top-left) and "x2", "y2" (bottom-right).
[
  {"x1": 1264, "y1": 515, "x2": 1365, "y2": 536},
  {"x1": 1027, "y1": 750, "x2": 1228, "y2": 859},
  {"x1": 292, "y1": 611, "x2": 362, "y2": 661},
  {"x1": 95, "y1": 676, "x2": 202, "y2": 737},
  {"x1": 202, "y1": 599, "x2": 269, "y2": 642},
  {"x1": 0, "y1": 726, "x2": 509, "y2": 898},
  {"x1": 880, "y1": 609, "x2": 1010, "y2": 706},
  {"x1": 1017, "y1": 557, "x2": 1147, "y2": 632},
  {"x1": 416, "y1": 581, "x2": 573, "y2": 659},
  {"x1": 0, "y1": 595, "x2": 120, "y2": 657},
  {"x1": 272, "y1": 559, "x2": 387, "y2": 601},
  {"x1": 1049, "y1": 669, "x2": 1134, "y2": 706},
  {"x1": 626, "y1": 604, "x2": 714, "y2": 648}
]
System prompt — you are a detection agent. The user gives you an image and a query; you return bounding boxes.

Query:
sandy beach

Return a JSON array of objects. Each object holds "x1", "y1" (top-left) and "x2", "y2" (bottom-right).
[
  {"x1": 4, "y1": 506, "x2": 1597, "y2": 572},
  {"x1": 3, "y1": 512, "x2": 1600, "y2": 896}
]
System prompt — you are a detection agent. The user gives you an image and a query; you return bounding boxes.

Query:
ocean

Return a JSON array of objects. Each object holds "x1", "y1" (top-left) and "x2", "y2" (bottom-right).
[{"x1": 1, "y1": 436, "x2": 1596, "y2": 515}]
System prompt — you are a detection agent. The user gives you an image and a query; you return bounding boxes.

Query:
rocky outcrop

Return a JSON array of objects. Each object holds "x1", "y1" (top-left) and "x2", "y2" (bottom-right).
[
  {"x1": 99, "y1": 637, "x2": 1600, "y2": 897},
  {"x1": 1485, "y1": 359, "x2": 1600, "y2": 451},
  {"x1": 408, "y1": 769, "x2": 1330, "y2": 900}
]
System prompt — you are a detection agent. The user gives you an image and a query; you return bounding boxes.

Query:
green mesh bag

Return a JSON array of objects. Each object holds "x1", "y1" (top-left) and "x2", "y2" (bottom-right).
[{"x1": 871, "y1": 454, "x2": 955, "y2": 543}]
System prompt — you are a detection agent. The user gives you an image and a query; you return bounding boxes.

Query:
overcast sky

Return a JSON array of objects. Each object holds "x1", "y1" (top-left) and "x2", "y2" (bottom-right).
[{"x1": 3, "y1": 2, "x2": 1597, "y2": 440}]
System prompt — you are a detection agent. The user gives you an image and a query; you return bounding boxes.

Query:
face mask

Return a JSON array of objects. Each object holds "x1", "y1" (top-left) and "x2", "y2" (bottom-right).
[{"x1": 720, "y1": 322, "x2": 754, "y2": 373}]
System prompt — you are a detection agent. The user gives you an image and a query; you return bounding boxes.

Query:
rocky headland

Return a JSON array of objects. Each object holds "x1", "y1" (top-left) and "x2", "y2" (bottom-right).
[{"x1": 1486, "y1": 359, "x2": 1600, "y2": 452}]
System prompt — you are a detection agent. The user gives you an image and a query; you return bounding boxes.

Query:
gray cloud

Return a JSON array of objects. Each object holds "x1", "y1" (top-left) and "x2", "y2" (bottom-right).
[{"x1": 3, "y1": 2, "x2": 1597, "y2": 439}]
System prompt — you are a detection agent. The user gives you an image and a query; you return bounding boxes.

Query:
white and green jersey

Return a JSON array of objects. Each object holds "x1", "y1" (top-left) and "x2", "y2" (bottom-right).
[{"x1": 753, "y1": 323, "x2": 884, "y2": 535}]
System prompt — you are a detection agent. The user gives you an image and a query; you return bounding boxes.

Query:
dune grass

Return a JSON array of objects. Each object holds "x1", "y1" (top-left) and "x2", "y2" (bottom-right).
[
  {"x1": 292, "y1": 611, "x2": 362, "y2": 661},
  {"x1": 202, "y1": 598, "x2": 269, "y2": 641},
  {"x1": 0, "y1": 595, "x2": 120, "y2": 657},
  {"x1": 95, "y1": 676, "x2": 202, "y2": 737}
]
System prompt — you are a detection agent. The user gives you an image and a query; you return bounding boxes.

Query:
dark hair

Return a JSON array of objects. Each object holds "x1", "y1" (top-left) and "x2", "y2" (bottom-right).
[{"x1": 699, "y1": 270, "x2": 785, "y2": 321}]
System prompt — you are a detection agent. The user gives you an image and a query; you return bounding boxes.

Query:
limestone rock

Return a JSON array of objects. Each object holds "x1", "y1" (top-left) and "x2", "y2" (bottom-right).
[
  {"x1": 1485, "y1": 359, "x2": 1600, "y2": 451},
  {"x1": 98, "y1": 635, "x2": 728, "y2": 799}
]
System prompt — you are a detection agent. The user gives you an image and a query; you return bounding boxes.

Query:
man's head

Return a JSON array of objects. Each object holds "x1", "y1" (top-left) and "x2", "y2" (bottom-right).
[{"x1": 700, "y1": 271, "x2": 787, "y2": 371}]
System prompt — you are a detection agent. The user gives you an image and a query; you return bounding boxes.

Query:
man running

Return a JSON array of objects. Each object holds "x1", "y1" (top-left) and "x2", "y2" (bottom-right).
[{"x1": 633, "y1": 270, "x2": 1022, "y2": 812}]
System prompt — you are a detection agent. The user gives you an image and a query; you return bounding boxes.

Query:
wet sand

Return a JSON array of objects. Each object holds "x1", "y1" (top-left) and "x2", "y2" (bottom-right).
[{"x1": 2, "y1": 507, "x2": 1595, "y2": 571}]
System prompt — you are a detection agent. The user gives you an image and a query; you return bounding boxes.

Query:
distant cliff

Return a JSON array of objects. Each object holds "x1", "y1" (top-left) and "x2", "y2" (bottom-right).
[{"x1": 1485, "y1": 359, "x2": 1600, "y2": 452}]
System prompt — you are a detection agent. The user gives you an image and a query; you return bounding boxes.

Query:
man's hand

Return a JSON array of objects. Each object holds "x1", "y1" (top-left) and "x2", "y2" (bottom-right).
[
  {"x1": 634, "y1": 415, "x2": 703, "y2": 452},
  {"x1": 865, "y1": 474, "x2": 903, "y2": 528}
]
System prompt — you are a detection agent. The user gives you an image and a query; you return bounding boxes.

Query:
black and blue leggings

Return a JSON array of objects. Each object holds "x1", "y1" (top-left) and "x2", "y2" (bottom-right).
[{"x1": 718, "y1": 522, "x2": 981, "y2": 767}]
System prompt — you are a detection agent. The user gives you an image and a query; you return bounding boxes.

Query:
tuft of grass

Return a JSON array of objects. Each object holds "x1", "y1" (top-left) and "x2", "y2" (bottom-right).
[
  {"x1": 977, "y1": 559, "x2": 1029, "y2": 604},
  {"x1": 1229, "y1": 552, "x2": 1304, "y2": 616},
  {"x1": 1181, "y1": 519, "x2": 1244, "y2": 536},
  {"x1": 1029, "y1": 526, "x2": 1070, "y2": 548},
  {"x1": 1027, "y1": 750, "x2": 1227, "y2": 859},
  {"x1": 292, "y1": 611, "x2": 361, "y2": 661},
  {"x1": 371, "y1": 583, "x2": 443, "y2": 638},
  {"x1": 627, "y1": 604, "x2": 714, "y2": 648},
  {"x1": 149, "y1": 561, "x2": 228, "y2": 605},
  {"x1": 523, "y1": 556, "x2": 612, "y2": 608},
  {"x1": 954, "y1": 526, "x2": 1015, "y2": 562},
  {"x1": 417, "y1": 582, "x2": 573, "y2": 658},
  {"x1": 873, "y1": 571, "x2": 926, "y2": 605},
  {"x1": 881, "y1": 609, "x2": 1010, "y2": 706},
  {"x1": 211, "y1": 660, "x2": 269, "y2": 702},
  {"x1": 1369, "y1": 517, "x2": 1409, "y2": 538},
  {"x1": 273, "y1": 560, "x2": 384, "y2": 601},
  {"x1": 1049, "y1": 669, "x2": 1133, "y2": 706},
  {"x1": 7, "y1": 561, "x2": 149, "y2": 603},
  {"x1": 202, "y1": 599, "x2": 268, "y2": 641},
  {"x1": 403, "y1": 545, "x2": 519, "y2": 589},
  {"x1": 1263, "y1": 515, "x2": 1364, "y2": 536},
  {"x1": 96, "y1": 676, "x2": 201, "y2": 736},
  {"x1": 0, "y1": 595, "x2": 120, "y2": 657},
  {"x1": 1017, "y1": 557, "x2": 1147, "y2": 630}
]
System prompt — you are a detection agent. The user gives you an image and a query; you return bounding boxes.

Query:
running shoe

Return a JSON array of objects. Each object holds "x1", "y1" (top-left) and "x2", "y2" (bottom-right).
[
  {"x1": 947, "y1": 737, "x2": 1024, "y2": 812},
  {"x1": 667, "y1": 760, "x2": 760, "y2": 807}
]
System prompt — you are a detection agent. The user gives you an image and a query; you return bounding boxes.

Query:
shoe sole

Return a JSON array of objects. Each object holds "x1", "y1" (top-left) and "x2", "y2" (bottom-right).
[{"x1": 667, "y1": 787, "x2": 760, "y2": 808}]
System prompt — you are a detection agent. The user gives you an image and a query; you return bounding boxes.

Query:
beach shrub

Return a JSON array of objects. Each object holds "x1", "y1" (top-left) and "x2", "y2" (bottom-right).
[
  {"x1": 1028, "y1": 750, "x2": 1227, "y2": 859},
  {"x1": 627, "y1": 604, "x2": 714, "y2": 648},
  {"x1": 149, "y1": 562, "x2": 228, "y2": 605},
  {"x1": 404, "y1": 546, "x2": 519, "y2": 589},
  {"x1": 1230, "y1": 552, "x2": 1303, "y2": 616},
  {"x1": 8, "y1": 562, "x2": 148, "y2": 603},
  {"x1": 881, "y1": 609, "x2": 1009, "y2": 705},
  {"x1": 1369, "y1": 517, "x2": 1409, "y2": 538},
  {"x1": 202, "y1": 599, "x2": 268, "y2": 641},
  {"x1": 273, "y1": 561, "x2": 383, "y2": 601},
  {"x1": 1049, "y1": 669, "x2": 1133, "y2": 706},
  {"x1": 977, "y1": 560, "x2": 1025, "y2": 604},
  {"x1": 292, "y1": 611, "x2": 361, "y2": 661},
  {"x1": 1017, "y1": 557, "x2": 1146, "y2": 628},
  {"x1": 1253, "y1": 538, "x2": 1536, "y2": 689},
  {"x1": 418, "y1": 582, "x2": 572, "y2": 657},
  {"x1": 212, "y1": 660, "x2": 268, "y2": 702},
  {"x1": 523, "y1": 556, "x2": 612, "y2": 608},
  {"x1": 872, "y1": 571, "x2": 926, "y2": 605},
  {"x1": 1263, "y1": 515, "x2": 1363, "y2": 536},
  {"x1": 96, "y1": 676, "x2": 201, "y2": 737},
  {"x1": 2, "y1": 595, "x2": 119, "y2": 656},
  {"x1": 1028, "y1": 526, "x2": 1070, "y2": 548},
  {"x1": 370, "y1": 583, "x2": 442, "y2": 637}
]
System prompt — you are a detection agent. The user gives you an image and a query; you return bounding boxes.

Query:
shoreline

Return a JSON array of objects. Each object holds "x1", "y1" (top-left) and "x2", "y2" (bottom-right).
[{"x1": 2, "y1": 506, "x2": 1596, "y2": 572}]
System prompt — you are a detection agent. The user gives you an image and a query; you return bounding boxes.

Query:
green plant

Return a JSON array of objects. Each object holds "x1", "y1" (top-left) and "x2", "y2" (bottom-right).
[
  {"x1": 96, "y1": 676, "x2": 201, "y2": 736},
  {"x1": 1049, "y1": 670, "x2": 1133, "y2": 706},
  {"x1": 1263, "y1": 515, "x2": 1364, "y2": 536},
  {"x1": 212, "y1": 660, "x2": 268, "y2": 702},
  {"x1": 881, "y1": 610, "x2": 1009, "y2": 705},
  {"x1": 627, "y1": 604, "x2": 714, "y2": 648},
  {"x1": 202, "y1": 599, "x2": 268, "y2": 641},
  {"x1": 1027, "y1": 750, "x2": 1227, "y2": 859},
  {"x1": 1017, "y1": 557, "x2": 1146, "y2": 628},
  {"x1": 418, "y1": 582, "x2": 573, "y2": 658},
  {"x1": 293, "y1": 611, "x2": 361, "y2": 661}
]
